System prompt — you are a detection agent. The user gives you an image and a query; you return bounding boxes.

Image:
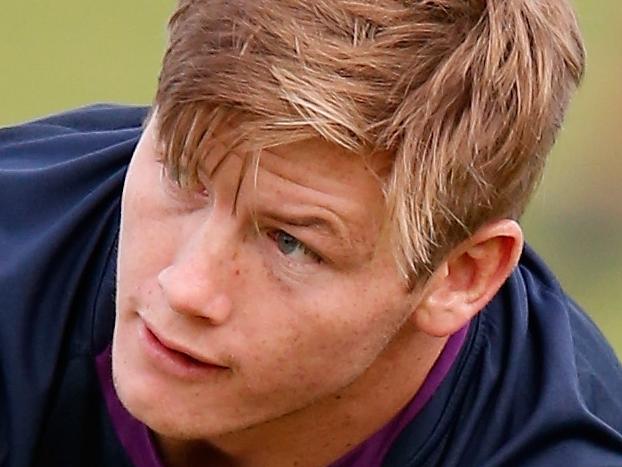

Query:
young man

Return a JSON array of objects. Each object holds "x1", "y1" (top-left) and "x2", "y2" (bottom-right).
[{"x1": 1, "y1": 1, "x2": 622, "y2": 466}]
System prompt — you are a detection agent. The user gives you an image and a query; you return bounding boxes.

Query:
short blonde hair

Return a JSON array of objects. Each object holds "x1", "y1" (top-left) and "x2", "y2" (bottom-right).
[{"x1": 154, "y1": 0, "x2": 585, "y2": 279}]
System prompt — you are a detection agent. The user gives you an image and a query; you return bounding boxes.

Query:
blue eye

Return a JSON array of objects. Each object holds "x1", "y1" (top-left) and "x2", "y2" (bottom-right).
[
  {"x1": 276, "y1": 232, "x2": 301, "y2": 255},
  {"x1": 271, "y1": 231, "x2": 321, "y2": 263}
]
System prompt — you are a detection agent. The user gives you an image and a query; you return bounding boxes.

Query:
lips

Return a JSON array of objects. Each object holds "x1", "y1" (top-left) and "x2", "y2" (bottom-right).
[
  {"x1": 153, "y1": 326, "x2": 222, "y2": 366},
  {"x1": 139, "y1": 318, "x2": 228, "y2": 376}
]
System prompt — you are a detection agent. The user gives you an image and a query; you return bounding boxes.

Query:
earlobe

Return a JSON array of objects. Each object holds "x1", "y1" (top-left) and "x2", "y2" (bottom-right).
[{"x1": 412, "y1": 220, "x2": 523, "y2": 337}]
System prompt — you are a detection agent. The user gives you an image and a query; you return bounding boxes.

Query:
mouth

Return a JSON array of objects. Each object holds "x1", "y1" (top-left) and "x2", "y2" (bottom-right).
[{"x1": 138, "y1": 319, "x2": 228, "y2": 379}]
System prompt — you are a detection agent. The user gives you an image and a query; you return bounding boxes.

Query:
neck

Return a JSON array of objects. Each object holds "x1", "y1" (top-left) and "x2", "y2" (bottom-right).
[{"x1": 156, "y1": 325, "x2": 448, "y2": 467}]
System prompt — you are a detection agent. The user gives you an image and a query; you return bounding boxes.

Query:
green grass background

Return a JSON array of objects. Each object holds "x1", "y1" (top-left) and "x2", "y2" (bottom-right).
[{"x1": 1, "y1": 1, "x2": 620, "y2": 355}]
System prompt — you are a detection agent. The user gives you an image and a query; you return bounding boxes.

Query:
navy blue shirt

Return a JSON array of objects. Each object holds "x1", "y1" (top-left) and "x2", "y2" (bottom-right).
[{"x1": 1, "y1": 105, "x2": 622, "y2": 467}]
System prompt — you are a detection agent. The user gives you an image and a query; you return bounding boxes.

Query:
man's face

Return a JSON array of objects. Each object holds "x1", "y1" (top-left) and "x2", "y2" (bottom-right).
[{"x1": 113, "y1": 116, "x2": 416, "y2": 439}]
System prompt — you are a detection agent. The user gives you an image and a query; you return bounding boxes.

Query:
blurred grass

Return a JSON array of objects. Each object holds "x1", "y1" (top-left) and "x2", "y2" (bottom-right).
[
  {"x1": 0, "y1": 1, "x2": 173, "y2": 120},
  {"x1": 1, "y1": 1, "x2": 620, "y2": 355},
  {"x1": 521, "y1": 0, "x2": 622, "y2": 355}
]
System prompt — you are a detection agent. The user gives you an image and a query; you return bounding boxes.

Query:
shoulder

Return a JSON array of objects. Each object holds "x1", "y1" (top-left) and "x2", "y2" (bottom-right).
[
  {"x1": 1, "y1": 104, "x2": 148, "y2": 141},
  {"x1": 0, "y1": 105, "x2": 145, "y2": 467},
  {"x1": 0, "y1": 104, "x2": 148, "y2": 354},
  {"x1": 0, "y1": 104, "x2": 147, "y2": 251},
  {"x1": 465, "y1": 244, "x2": 622, "y2": 466},
  {"x1": 0, "y1": 104, "x2": 147, "y2": 175},
  {"x1": 386, "y1": 244, "x2": 622, "y2": 466}
]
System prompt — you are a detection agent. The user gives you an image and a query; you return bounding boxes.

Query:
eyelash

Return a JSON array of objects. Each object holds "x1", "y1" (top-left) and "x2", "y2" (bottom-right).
[{"x1": 267, "y1": 230, "x2": 322, "y2": 264}]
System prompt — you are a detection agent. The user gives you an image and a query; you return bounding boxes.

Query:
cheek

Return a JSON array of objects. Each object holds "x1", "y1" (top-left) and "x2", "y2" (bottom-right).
[{"x1": 235, "y1": 278, "x2": 406, "y2": 401}]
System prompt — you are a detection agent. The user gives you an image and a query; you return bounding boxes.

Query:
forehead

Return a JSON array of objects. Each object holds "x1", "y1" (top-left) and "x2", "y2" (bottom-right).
[
  {"x1": 258, "y1": 138, "x2": 391, "y2": 200},
  {"x1": 151, "y1": 111, "x2": 392, "y2": 211}
]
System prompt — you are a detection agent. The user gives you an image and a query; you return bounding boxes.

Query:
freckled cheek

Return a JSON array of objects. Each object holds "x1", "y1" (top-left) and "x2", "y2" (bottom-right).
[
  {"x1": 236, "y1": 297, "x2": 380, "y2": 395},
  {"x1": 293, "y1": 292, "x2": 401, "y2": 369}
]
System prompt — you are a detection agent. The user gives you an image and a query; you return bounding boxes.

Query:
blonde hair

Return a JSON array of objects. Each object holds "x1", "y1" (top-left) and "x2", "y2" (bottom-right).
[{"x1": 154, "y1": 0, "x2": 585, "y2": 279}]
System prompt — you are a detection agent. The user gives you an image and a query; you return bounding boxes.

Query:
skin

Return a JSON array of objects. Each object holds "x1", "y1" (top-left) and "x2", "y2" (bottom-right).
[{"x1": 112, "y1": 115, "x2": 523, "y2": 467}]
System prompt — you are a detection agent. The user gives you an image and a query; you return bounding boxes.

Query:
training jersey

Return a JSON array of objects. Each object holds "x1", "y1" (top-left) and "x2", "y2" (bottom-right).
[{"x1": 1, "y1": 105, "x2": 622, "y2": 467}]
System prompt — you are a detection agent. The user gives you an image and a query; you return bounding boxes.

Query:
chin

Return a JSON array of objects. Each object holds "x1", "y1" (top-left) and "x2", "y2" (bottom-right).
[
  {"x1": 116, "y1": 386, "x2": 253, "y2": 441},
  {"x1": 111, "y1": 353, "x2": 243, "y2": 440}
]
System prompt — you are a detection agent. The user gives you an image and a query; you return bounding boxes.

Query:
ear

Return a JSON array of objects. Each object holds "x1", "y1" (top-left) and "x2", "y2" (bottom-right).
[{"x1": 412, "y1": 219, "x2": 524, "y2": 337}]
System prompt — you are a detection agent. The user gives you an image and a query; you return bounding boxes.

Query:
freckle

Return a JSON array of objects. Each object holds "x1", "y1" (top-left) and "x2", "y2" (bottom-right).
[{"x1": 235, "y1": 269, "x2": 240, "y2": 276}]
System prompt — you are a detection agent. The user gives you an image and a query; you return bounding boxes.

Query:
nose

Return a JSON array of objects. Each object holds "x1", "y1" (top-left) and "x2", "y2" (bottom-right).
[{"x1": 157, "y1": 242, "x2": 234, "y2": 326}]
